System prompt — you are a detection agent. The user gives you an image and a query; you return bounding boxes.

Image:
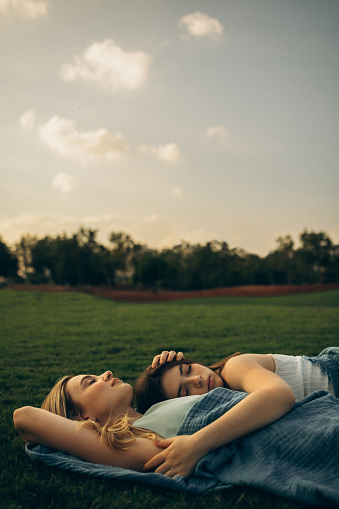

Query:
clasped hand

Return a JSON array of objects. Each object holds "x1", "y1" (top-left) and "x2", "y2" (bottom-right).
[{"x1": 143, "y1": 435, "x2": 202, "y2": 478}]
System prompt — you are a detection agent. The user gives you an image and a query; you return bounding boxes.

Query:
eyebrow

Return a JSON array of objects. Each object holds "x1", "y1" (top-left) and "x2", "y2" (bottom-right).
[
  {"x1": 177, "y1": 365, "x2": 183, "y2": 398},
  {"x1": 80, "y1": 375, "x2": 92, "y2": 386}
]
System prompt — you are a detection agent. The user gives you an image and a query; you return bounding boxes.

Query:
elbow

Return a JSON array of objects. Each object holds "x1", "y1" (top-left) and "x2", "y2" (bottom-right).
[
  {"x1": 284, "y1": 388, "x2": 296, "y2": 411},
  {"x1": 13, "y1": 406, "x2": 33, "y2": 438},
  {"x1": 13, "y1": 407, "x2": 26, "y2": 431},
  {"x1": 268, "y1": 385, "x2": 295, "y2": 414}
]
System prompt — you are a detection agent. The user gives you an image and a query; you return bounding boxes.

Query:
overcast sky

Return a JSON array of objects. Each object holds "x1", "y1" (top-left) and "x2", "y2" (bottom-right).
[{"x1": 1, "y1": 0, "x2": 338, "y2": 256}]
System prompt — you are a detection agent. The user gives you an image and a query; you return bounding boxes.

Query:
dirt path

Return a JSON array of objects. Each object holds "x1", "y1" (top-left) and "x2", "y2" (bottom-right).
[{"x1": 8, "y1": 283, "x2": 339, "y2": 303}]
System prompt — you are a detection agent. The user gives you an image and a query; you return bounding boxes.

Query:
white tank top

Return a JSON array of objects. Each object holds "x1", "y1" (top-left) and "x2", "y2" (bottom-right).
[
  {"x1": 133, "y1": 394, "x2": 203, "y2": 438},
  {"x1": 271, "y1": 354, "x2": 335, "y2": 401}
]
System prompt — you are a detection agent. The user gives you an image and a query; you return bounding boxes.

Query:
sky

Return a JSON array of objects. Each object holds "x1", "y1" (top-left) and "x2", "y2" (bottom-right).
[{"x1": 1, "y1": 0, "x2": 338, "y2": 256}]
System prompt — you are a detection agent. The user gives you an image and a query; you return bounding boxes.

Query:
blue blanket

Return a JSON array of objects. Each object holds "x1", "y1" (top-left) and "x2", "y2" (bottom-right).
[{"x1": 26, "y1": 388, "x2": 339, "y2": 506}]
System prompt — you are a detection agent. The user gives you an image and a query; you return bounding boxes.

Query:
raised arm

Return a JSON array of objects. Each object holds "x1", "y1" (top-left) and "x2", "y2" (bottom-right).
[
  {"x1": 13, "y1": 406, "x2": 162, "y2": 472},
  {"x1": 144, "y1": 355, "x2": 296, "y2": 477}
]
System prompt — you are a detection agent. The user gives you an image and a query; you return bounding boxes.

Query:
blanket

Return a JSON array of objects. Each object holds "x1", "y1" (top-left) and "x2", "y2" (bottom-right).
[{"x1": 26, "y1": 388, "x2": 339, "y2": 506}]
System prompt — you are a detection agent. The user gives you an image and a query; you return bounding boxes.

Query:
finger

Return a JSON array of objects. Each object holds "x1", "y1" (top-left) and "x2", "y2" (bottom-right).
[
  {"x1": 176, "y1": 351, "x2": 184, "y2": 360},
  {"x1": 167, "y1": 350, "x2": 177, "y2": 362},
  {"x1": 154, "y1": 438, "x2": 172, "y2": 449},
  {"x1": 159, "y1": 351, "x2": 170, "y2": 364},
  {"x1": 151, "y1": 354, "x2": 162, "y2": 368},
  {"x1": 155, "y1": 463, "x2": 173, "y2": 476},
  {"x1": 143, "y1": 453, "x2": 165, "y2": 471},
  {"x1": 163, "y1": 468, "x2": 181, "y2": 478}
]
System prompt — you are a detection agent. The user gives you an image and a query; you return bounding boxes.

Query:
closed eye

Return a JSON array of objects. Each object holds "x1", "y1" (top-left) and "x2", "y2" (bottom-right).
[
  {"x1": 184, "y1": 365, "x2": 191, "y2": 396},
  {"x1": 80, "y1": 375, "x2": 96, "y2": 387},
  {"x1": 88, "y1": 379, "x2": 95, "y2": 385}
]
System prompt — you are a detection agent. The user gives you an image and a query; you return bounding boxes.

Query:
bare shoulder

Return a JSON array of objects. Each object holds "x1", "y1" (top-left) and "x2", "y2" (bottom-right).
[
  {"x1": 231, "y1": 353, "x2": 275, "y2": 371},
  {"x1": 221, "y1": 353, "x2": 292, "y2": 393},
  {"x1": 220, "y1": 353, "x2": 275, "y2": 387}
]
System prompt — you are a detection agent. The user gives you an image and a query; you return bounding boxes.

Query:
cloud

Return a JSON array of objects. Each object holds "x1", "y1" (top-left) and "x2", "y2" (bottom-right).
[
  {"x1": 206, "y1": 125, "x2": 228, "y2": 139},
  {"x1": 0, "y1": 0, "x2": 47, "y2": 18},
  {"x1": 52, "y1": 173, "x2": 78, "y2": 194},
  {"x1": 179, "y1": 12, "x2": 223, "y2": 39},
  {"x1": 61, "y1": 39, "x2": 151, "y2": 91},
  {"x1": 139, "y1": 143, "x2": 182, "y2": 164},
  {"x1": 19, "y1": 109, "x2": 36, "y2": 130},
  {"x1": 38, "y1": 115, "x2": 130, "y2": 162}
]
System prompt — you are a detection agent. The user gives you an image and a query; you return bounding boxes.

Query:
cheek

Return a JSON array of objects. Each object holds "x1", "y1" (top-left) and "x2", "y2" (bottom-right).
[
  {"x1": 162, "y1": 382, "x2": 173, "y2": 399},
  {"x1": 87, "y1": 382, "x2": 110, "y2": 405},
  {"x1": 197, "y1": 365, "x2": 210, "y2": 377},
  {"x1": 161, "y1": 371, "x2": 178, "y2": 399},
  {"x1": 113, "y1": 383, "x2": 133, "y2": 404},
  {"x1": 214, "y1": 373, "x2": 223, "y2": 387}
]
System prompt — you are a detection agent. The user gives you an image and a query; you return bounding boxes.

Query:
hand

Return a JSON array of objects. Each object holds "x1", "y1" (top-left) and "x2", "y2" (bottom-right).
[
  {"x1": 152, "y1": 350, "x2": 184, "y2": 368},
  {"x1": 143, "y1": 435, "x2": 203, "y2": 478}
]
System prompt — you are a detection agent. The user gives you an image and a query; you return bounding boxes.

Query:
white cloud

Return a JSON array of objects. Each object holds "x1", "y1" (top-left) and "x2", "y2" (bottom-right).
[
  {"x1": 61, "y1": 39, "x2": 151, "y2": 91},
  {"x1": 38, "y1": 115, "x2": 130, "y2": 162},
  {"x1": 139, "y1": 143, "x2": 181, "y2": 164},
  {"x1": 172, "y1": 187, "x2": 183, "y2": 198},
  {"x1": 19, "y1": 109, "x2": 36, "y2": 131},
  {"x1": 0, "y1": 0, "x2": 47, "y2": 18},
  {"x1": 52, "y1": 173, "x2": 78, "y2": 194},
  {"x1": 179, "y1": 12, "x2": 223, "y2": 39},
  {"x1": 206, "y1": 125, "x2": 228, "y2": 139}
]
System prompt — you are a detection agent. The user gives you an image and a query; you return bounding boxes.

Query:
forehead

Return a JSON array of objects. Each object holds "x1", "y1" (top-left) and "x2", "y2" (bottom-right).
[
  {"x1": 66, "y1": 374, "x2": 86, "y2": 400},
  {"x1": 162, "y1": 365, "x2": 182, "y2": 396},
  {"x1": 162, "y1": 364, "x2": 181, "y2": 381}
]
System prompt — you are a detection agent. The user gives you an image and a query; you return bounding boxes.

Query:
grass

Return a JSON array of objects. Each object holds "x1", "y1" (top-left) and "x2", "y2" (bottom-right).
[{"x1": 1, "y1": 288, "x2": 339, "y2": 509}]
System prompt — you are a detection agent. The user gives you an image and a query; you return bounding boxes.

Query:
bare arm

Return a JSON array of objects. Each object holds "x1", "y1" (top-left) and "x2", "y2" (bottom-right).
[
  {"x1": 13, "y1": 406, "x2": 162, "y2": 472},
  {"x1": 144, "y1": 355, "x2": 295, "y2": 477}
]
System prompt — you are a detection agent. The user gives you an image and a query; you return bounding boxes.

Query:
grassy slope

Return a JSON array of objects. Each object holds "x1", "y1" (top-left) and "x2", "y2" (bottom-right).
[{"x1": 1, "y1": 289, "x2": 338, "y2": 509}]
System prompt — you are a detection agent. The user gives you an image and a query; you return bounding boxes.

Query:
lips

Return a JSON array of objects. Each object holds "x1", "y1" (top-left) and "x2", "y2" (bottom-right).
[
  {"x1": 208, "y1": 375, "x2": 213, "y2": 391},
  {"x1": 111, "y1": 377, "x2": 122, "y2": 386}
]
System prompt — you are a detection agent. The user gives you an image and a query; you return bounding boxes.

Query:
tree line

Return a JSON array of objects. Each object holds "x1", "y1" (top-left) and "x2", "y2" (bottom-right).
[{"x1": 0, "y1": 228, "x2": 338, "y2": 290}]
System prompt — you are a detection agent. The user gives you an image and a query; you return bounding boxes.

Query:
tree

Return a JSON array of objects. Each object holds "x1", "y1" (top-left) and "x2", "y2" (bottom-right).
[
  {"x1": 299, "y1": 230, "x2": 333, "y2": 283},
  {"x1": 14, "y1": 235, "x2": 37, "y2": 279},
  {"x1": 0, "y1": 237, "x2": 18, "y2": 277},
  {"x1": 30, "y1": 236, "x2": 55, "y2": 283},
  {"x1": 264, "y1": 235, "x2": 296, "y2": 285},
  {"x1": 133, "y1": 250, "x2": 166, "y2": 289}
]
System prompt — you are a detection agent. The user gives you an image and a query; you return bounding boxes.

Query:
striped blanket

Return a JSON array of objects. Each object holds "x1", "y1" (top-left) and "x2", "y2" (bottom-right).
[{"x1": 26, "y1": 388, "x2": 339, "y2": 506}]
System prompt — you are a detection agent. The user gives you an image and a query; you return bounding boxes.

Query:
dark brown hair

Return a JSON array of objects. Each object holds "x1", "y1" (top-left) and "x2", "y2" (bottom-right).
[{"x1": 134, "y1": 353, "x2": 240, "y2": 413}]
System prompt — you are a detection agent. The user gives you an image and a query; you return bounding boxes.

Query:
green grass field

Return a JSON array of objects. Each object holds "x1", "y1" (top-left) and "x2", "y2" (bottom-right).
[{"x1": 1, "y1": 288, "x2": 339, "y2": 509}]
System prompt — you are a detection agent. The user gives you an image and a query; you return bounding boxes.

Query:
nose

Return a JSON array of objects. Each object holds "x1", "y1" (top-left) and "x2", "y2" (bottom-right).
[
  {"x1": 102, "y1": 370, "x2": 113, "y2": 381},
  {"x1": 192, "y1": 375, "x2": 202, "y2": 388}
]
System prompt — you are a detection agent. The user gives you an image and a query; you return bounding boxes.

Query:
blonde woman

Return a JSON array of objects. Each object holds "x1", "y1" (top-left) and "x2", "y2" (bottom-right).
[{"x1": 14, "y1": 371, "x2": 170, "y2": 472}]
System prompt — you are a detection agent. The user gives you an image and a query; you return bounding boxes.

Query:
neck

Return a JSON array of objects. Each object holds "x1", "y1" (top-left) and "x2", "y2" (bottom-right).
[{"x1": 126, "y1": 407, "x2": 143, "y2": 423}]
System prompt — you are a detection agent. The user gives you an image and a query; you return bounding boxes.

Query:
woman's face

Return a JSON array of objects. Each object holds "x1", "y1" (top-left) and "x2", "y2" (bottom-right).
[
  {"x1": 66, "y1": 370, "x2": 134, "y2": 424},
  {"x1": 161, "y1": 363, "x2": 224, "y2": 399}
]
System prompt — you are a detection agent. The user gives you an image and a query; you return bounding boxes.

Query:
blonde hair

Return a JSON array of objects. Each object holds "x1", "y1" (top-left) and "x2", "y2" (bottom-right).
[{"x1": 42, "y1": 375, "x2": 155, "y2": 451}]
